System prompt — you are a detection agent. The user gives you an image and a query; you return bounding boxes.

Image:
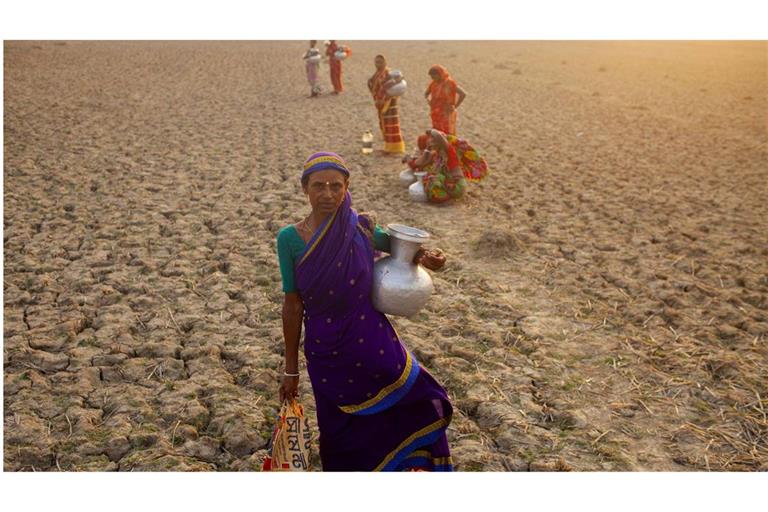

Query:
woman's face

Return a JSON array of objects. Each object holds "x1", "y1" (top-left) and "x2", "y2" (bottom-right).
[
  {"x1": 303, "y1": 169, "x2": 348, "y2": 216},
  {"x1": 374, "y1": 56, "x2": 386, "y2": 70},
  {"x1": 429, "y1": 70, "x2": 442, "y2": 82}
]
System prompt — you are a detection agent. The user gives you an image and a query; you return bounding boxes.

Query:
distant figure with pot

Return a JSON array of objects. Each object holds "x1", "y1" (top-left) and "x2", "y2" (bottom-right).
[
  {"x1": 425, "y1": 65, "x2": 466, "y2": 135},
  {"x1": 275, "y1": 151, "x2": 452, "y2": 471},
  {"x1": 412, "y1": 129, "x2": 489, "y2": 203},
  {"x1": 367, "y1": 54, "x2": 406, "y2": 154},
  {"x1": 325, "y1": 40, "x2": 346, "y2": 94},
  {"x1": 303, "y1": 40, "x2": 322, "y2": 98}
]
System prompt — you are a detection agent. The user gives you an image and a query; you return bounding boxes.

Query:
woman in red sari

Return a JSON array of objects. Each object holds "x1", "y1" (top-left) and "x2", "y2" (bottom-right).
[
  {"x1": 326, "y1": 40, "x2": 344, "y2": 94},
  {"x1": 367, "y1": 55, "x2": 405, "y2": 154},
  {"x1": 424, "y1": 65, "x2": 466, "y2": 135}
]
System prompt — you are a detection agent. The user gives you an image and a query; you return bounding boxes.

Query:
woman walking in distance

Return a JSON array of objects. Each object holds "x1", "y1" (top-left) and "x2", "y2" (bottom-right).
[{"x1": 367, "y1": 55, "x2": 405, "y2": 154}]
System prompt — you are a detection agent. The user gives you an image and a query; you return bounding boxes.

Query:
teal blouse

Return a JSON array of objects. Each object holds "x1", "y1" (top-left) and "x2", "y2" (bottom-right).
[{"x1": 276, "y1": 224, "x2": 391, "y2": 293}]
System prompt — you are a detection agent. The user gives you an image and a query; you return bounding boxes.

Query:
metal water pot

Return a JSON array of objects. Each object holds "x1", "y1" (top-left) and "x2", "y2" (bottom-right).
[
  {"x1": 371, "y1": 224, "x2": 434, "y2": 317},
  {"x1": 399, "y1": 168, "x2": 416, "y2": 187},
  {"x1": 408, "y1": 172, "x2": 428, "y2": 202},
  {"x1": 306, "y1": 48, "x2": 322, "y2": 63},
  {"x1": 386, "y1": 70, "x2": 407, "y2": 96},
  {"x1": 386, "y1": 79, "x2": 407, "y2": 97}
]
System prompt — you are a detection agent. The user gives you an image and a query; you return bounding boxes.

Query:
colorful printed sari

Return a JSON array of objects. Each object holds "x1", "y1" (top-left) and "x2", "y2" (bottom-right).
[
  {"x1": 428, "y1": 65, "x2": 458, "y2": 135},
  {"x1": 424, "y1": 172, "x2": 467, "y2": 203},
  {"x1": 326, "y1": 42, "x2": 344, "y2": 93},
  {"x1": 444, "y1": 134, "x2": 489, "y2": 182},
  {"x1": 294, "y1": 191, "x2": 453, "y2": 471},
  {"x1": 368, "y1": 68, "x2": 406, "y2": 153},
  {"x1": 423, "y1": 135, "x2": 488, "y2": 203}
]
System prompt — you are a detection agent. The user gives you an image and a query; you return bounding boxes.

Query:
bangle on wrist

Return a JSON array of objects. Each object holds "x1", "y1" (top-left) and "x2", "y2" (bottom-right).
[{"x1": 284, "y1": 371, "x2": 300, "y2": 377}]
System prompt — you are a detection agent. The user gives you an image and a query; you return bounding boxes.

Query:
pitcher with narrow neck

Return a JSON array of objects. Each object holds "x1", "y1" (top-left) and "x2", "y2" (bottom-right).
[{"x1": 371, "y1": 224, "x2": 434, "y2": 317}]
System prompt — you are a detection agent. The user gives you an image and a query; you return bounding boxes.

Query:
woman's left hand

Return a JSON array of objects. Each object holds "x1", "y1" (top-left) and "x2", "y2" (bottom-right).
[
  {"x1": 414, "y1": 248, "x2": 446, "y2": 271},
  {"x1": 279, "y1": 375, "x2": 299, "y2": 403}
]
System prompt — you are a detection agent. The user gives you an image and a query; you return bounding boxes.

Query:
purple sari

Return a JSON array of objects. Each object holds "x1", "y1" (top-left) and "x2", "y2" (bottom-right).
[{"x1": 295, "y1": 191, "x2": 453, "y2": 471}]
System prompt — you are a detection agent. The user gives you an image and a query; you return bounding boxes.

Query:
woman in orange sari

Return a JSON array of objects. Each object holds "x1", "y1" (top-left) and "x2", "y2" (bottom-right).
[
  {"x1": 424, "y1": 65, "x2": 466, "y2": 135},
  {"x1": 367, "y1": 55, "x2": 405, "y2": 154},
  {"x1": 326, "y1": 40, "x2": 344, "y2": 94}
]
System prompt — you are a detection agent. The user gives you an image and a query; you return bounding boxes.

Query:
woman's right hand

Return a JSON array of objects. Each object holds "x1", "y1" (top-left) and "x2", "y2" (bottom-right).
[
  {"x1": 414, "y1": 247, "x2": 446, "y2": 271},
  {"x1": 279, "y1": 375, "x2": 299, "y2": 403}
]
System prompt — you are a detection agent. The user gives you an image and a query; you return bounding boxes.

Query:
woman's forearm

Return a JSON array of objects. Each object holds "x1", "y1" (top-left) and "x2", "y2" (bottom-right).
[
  {"x1": 413, "y1": 150, "x2": 432, "y2": 168},
  {"x1": 281, "y1": 298, "x2": 303, "y2": 373},
  {"x1": 430, "y1": 129, "x2": 449, "y2": 152},
  {"x1": 455, "y1": 87, "x2": 466, "y2": 108}
]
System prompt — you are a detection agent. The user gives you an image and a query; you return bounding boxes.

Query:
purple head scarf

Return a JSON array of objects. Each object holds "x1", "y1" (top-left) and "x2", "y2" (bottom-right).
[{"x1": 302, "y1": 151, "x2": 350, "y2": 181}]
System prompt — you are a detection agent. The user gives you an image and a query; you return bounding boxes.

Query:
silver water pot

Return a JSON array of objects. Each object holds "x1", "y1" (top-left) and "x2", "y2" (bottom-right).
[
  {"x1": 371, "y1": 224, "x2": 434, "y2": 317},
  {"x1": 399, "y1": 168, "x2": 416, "y2": 187}
]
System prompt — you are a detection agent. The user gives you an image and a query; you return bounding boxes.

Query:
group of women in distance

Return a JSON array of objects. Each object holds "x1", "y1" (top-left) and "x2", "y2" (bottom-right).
[
  {"x1": 277, "y1": 42, "x2": 491, "y2": 471},
  {"x1": 303, "y1": 41, "x2": 489, "y2": 204},
  {"x1": 303, "y1": 40, "x2": 346, "y2": 96}
]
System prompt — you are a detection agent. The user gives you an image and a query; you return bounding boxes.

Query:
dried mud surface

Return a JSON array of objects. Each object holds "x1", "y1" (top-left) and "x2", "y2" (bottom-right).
[{"x1": 4, "y1": 41, "x2": 767, "y2": 471}]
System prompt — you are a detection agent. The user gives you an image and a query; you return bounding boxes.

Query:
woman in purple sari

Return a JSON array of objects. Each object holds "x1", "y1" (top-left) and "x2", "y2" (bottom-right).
[{"x1": 276, "y1": 152, "x2": 453, "y2": 471}]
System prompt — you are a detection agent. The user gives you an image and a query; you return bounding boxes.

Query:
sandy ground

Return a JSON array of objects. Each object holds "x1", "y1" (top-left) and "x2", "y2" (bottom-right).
[{"x1": 3, "y1": 41, "x2": 767, "y2": 471}]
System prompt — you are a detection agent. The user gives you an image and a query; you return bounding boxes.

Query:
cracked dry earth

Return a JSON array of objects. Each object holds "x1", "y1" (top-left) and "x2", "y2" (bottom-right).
[{"x1": 4, "y1": 41, "x2": 767, "y2": 471}]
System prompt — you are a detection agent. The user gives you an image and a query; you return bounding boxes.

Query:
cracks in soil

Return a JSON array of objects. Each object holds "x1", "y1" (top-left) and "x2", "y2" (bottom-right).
[{"x1": 23, "y1": 306, "x2": 32, "y2": 331}]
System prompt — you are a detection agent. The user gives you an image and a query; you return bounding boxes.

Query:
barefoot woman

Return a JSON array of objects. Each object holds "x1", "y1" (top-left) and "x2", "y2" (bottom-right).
[
  {"x1": 368, "y1": 54, "x2": 406, "y2": 154},
  {"x1": 425, "y1": 65, "x2": 466, "y2": 135},
  {"x1": 276, "y1": 152, "x2": 453, "y2": 471}
]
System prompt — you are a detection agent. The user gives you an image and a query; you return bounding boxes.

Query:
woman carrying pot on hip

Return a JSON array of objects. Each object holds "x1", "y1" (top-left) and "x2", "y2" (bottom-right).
[
  {"x1": 326, "y1": 40, "x2": 345, "y2": 94},
  {"x1": 275, "y1": 152, "x2": 452, "y2": 471},
  {"x1": 303, "y1": 40, "x2": 322, "y2": 98},
  {"x1": 368, "y1": 54, "x2": 406, "y2": 154}
]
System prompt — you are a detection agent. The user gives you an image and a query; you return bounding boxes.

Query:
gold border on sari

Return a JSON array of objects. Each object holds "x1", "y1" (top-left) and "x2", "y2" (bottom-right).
[
  {"x1": 338, "y1": 349, "x2": 415, "y2": 414},
  {"x1": 373, "y1": 417, "x2": 450, "y2": 471},
  {"x1": 404, "y1": 451, "x2": 454, "y2": 468},
  {"x1": 298, "y1": 207, "x2": 338, "y2": 267}
]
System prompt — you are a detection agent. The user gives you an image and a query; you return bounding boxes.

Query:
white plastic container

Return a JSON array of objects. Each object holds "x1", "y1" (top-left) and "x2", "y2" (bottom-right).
[
  {"x1": 334, "y1": 49, "x2": 348, "y2": 61},
  {"x1": 361, "y1": 130, "x2": 374, "y2": 154},
  {"x1": 307, "y1": 54, "x2": 321, "y2": 64}
]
